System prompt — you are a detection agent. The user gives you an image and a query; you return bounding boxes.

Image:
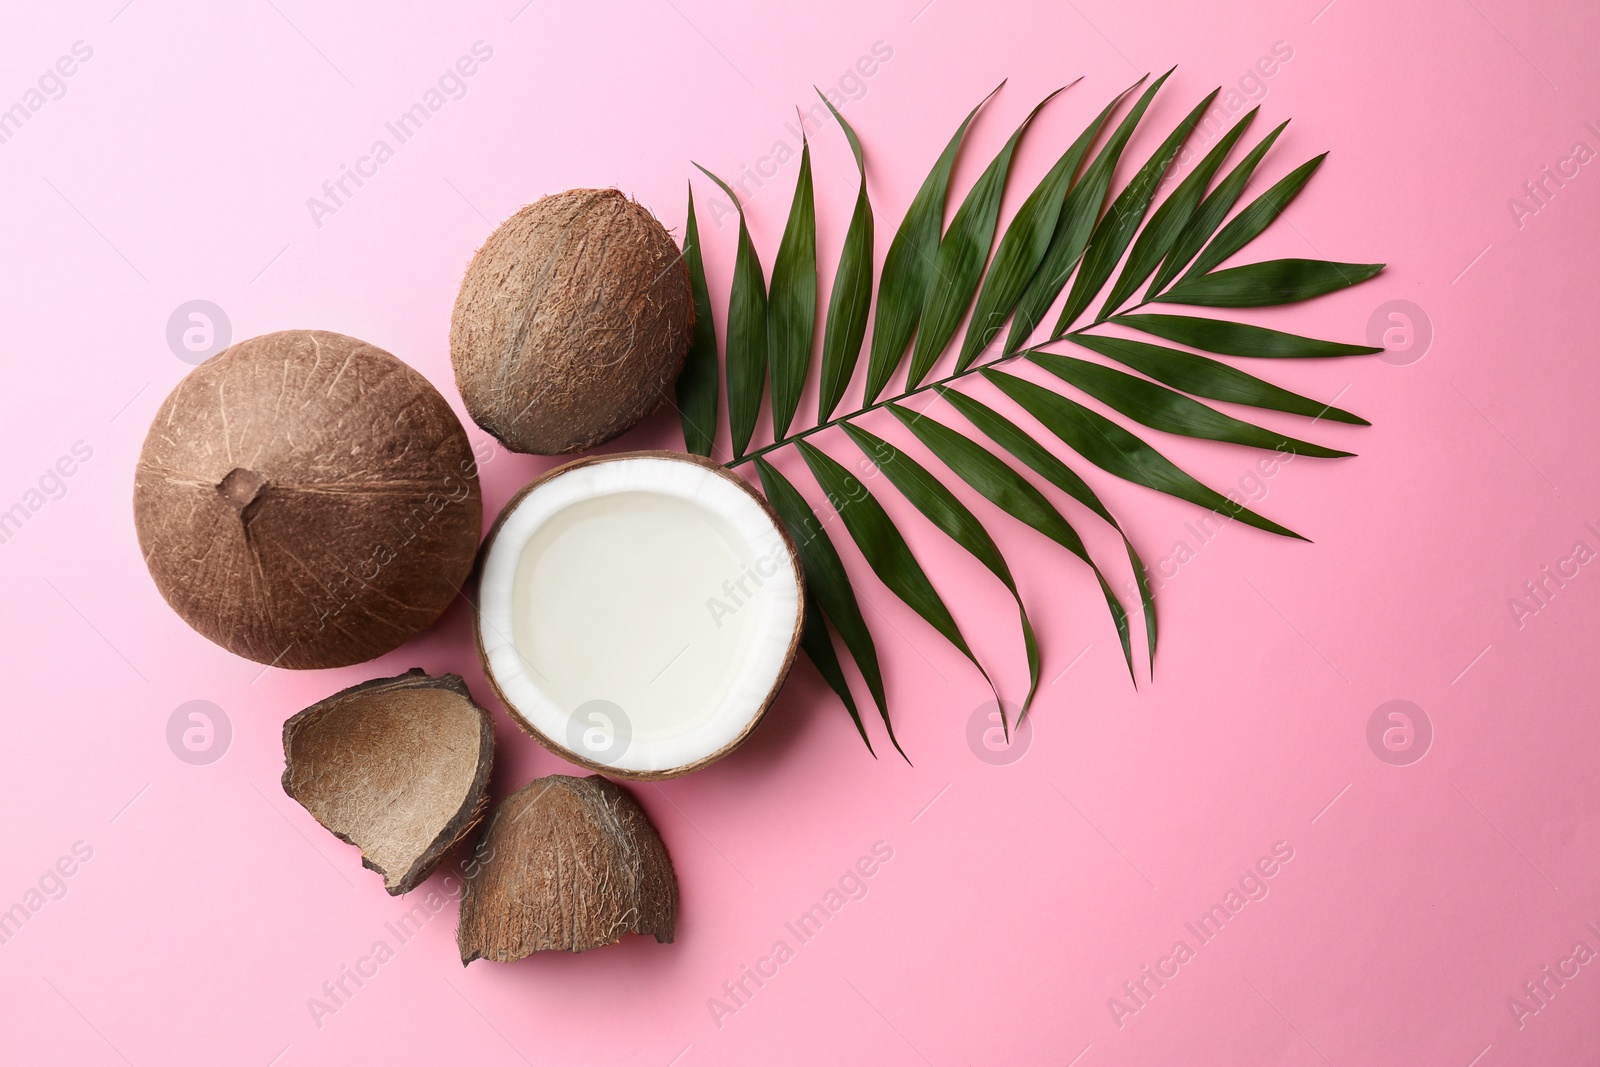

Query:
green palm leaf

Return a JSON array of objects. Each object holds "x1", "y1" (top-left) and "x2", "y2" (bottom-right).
[
  {"x1": 1157, "y1": 259, "x2": 1384, "y2": 308},
  {"x1": 934, "y1": 385, "x2": 1157, "y2": 668},
  {"x1": 1097, "y1": 106, "x2": 1259, "y2": 320},
  {"x1": 842, "y1": 422, "x2": 1040, "y2": 726},
  {"x1": 1052, "y1": 88, "x2": 1220, "y2": 335},
  {"x1": 862, "y1": 84, "x2": 1000, "y2": 407},
  {"x1": 767, "y1": 133, "x2": 817, "y2": 440},
  {"x1": 1144, "y1": 120, "x2": 1287, "y2": 297},
  {"x1": 1111, "y1": 312, "x2": 1381, "y2": 358},
  {"x1": 694, "y1": 164, "x2": 767, "y2": 458},
  {"x1": 796, "y1": 440, "x2": 999, "y2": 704},
  {"x1": 1027, "y1": 351, "x2": 1353, "y2": 457},
  {"x1": 755, "y1": 456, "x2": 901, "y2": 757},
  {"x1": 905, "y1": 87, "x2": 1065, "y2": 390},
  {"x1": 957, "y1": 78, "x2": 1117, "y2": 372},
  {"x1": 1003, "y1": 71, "x2": 1163, "y2": 355},
  {"x1": 1065, "y1": 332, "x2": 1367, "y2": 423},
  {"x1": 984, "y1": 367, "x2": 1306, "y2": 539},
  {"x1": 885, "y1": 404, "x2": 1135, "y2": 687},
  {"x1": 800, "y1": 595, "x2": 874, "y2": 754},
  {"x1": 814, "y1": 94, "x2": 875, "y2": 428},
  {"x1": 683, "y1": 73, "x2": 1388, "y2": 756},
  {"x1": 1180, "y1": 154, "x2": 1326, "y2": 281},
  {"x1": 676, "y1": 182, "x2": 719, "y2": 456}
]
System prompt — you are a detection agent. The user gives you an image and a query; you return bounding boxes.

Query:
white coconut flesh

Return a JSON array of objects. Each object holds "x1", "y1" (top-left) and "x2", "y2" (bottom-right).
[{"x1": 478, "y1": 455, "x2": 802, "y2": 777}]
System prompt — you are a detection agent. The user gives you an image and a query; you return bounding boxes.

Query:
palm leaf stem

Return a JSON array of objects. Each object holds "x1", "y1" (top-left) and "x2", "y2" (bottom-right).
[
  {"x1": 728, "y1": 293, "x2": 1179, "y2": 468},
  {"x1": 730, "y1": 345, "x2": 1030, "y2": 467}
]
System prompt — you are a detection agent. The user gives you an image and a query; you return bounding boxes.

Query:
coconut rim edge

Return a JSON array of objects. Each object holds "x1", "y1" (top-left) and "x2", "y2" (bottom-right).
[{"x1": 473, "y1": 450, "x2": 805, "y2": 780}]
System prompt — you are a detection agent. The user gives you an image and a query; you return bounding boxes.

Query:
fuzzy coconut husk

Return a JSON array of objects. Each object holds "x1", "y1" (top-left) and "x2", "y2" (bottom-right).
[
  {"x1": 457, "y1": 775, "x2": 677, "y2": 961},
  {"x1": 282, "y1": 670, "x2": 494, "y2": 895},
  {"x1": 473, "y1": 450, "x2": 805, "y2": 780},
  {"x1": 134, "y1": 330, "x2": 482, "y2": 669},
  {"x1": 450, "y1": 188, "x2": 693, "y2": 455}
]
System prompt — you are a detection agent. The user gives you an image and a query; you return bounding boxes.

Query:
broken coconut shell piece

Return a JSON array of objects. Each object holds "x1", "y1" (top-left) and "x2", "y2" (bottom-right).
[
  {"x1": 282, "y1": 670, "x2": 494, "y2": 896},
  {"x1": 458, "y1": 775, "x2": 677, "y2": 961}
]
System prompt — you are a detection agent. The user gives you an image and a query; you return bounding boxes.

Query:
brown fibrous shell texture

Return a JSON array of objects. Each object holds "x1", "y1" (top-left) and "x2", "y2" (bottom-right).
[
  {"x1": 449, "y1": 188, "x2": 693, "y2": 455},
  {"x1": 133, "y1": 330, "x2": 482, "y2": 670},
  {"x1": 457, "y1": 775, "x2": 678, "y2": 961},
  {"x1": 282, "y1": 669, "x2": 495, "y2": 896}
]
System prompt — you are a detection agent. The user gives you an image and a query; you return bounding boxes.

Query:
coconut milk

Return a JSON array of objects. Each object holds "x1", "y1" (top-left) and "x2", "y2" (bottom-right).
[{"x1": 510, "y1": 490, "x2": 764, "y2": 740}]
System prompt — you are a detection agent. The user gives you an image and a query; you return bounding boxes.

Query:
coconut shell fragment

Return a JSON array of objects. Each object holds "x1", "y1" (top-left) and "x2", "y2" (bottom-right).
[
  {"x1": 134, "y1": 330, "x2": 482, "y2": 669},
  {"x1": 458, "y1": 775, "x2": 677, "y2": 961},
  {"x1": 282, "y1": 670, "x2": 494, "y2": 896},
  {"x1": 450, "y1": 188, "x2": 694, "y2": 454}
]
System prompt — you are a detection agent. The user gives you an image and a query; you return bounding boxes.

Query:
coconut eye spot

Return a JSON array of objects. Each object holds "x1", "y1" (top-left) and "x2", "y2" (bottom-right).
[{"x1": 216, "y1": 467, "x2": 269, "y2": 519}]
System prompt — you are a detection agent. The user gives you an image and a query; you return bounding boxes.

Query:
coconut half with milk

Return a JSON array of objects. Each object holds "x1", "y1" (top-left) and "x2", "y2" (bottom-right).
[{"x1": 476, "y1": 452, "x2": 804, "y2": 778}]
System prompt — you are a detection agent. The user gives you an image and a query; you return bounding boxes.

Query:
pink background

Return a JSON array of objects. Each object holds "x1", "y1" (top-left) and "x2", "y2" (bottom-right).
[{"x1": 1, "y1": 0, "x2": 1597, "y2": 1063}]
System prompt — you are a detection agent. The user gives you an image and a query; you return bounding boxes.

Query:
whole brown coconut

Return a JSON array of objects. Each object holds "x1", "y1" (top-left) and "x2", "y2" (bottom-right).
[
  {"x1": 457, "y1": 775, "x2": 678, "y2": 961},
  {"x1": 450, "y1": 188, "x2": 693, "y2": 454},
  {"x1": 134, "y1": 330, "x2": 482, "y2": 669}
]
